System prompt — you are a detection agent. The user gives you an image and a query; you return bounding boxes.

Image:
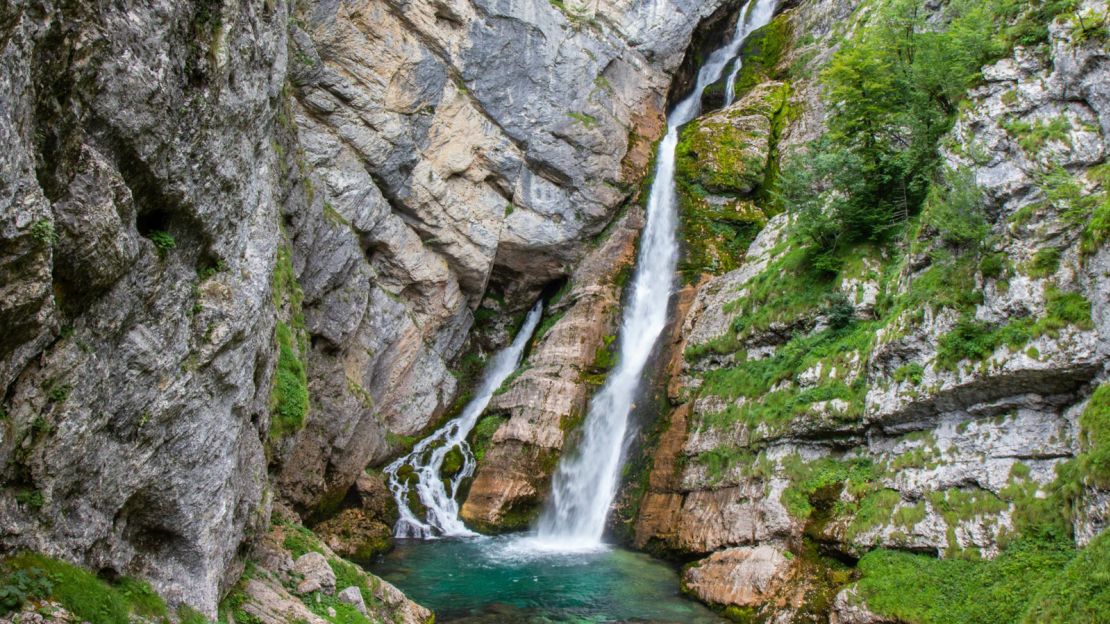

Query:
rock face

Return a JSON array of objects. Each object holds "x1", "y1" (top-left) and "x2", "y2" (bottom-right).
[
  {"x1": 461, "y1": 207, "x2": 644, "y2": 530},
  {"x1": 0, "y1": 0, "x2": 286, "y2": 613},
  {"x1": 0, "y1": 0, "x2": 743, "y2": 617},
  {"x1": 682, "y1": 545, "x2": 795, "y2": 608},
  {"x1": 630, "y1": 0, "x2": 1110, "y2": 619},
  {"x1": 271, "y1": 0, "x2": 751, "y2": 512}
]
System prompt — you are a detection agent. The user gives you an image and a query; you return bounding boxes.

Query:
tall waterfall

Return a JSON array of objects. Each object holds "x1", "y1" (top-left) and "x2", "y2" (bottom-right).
[
  {"x1": 724, "y1": 0, "x2": 778, "y2": 107},
  {"x1": 385, "y1": 301, "x2": 544, "y2": 538},
  {"x1": 534, "y1": 0, "x2": 778, "y2": 548}
]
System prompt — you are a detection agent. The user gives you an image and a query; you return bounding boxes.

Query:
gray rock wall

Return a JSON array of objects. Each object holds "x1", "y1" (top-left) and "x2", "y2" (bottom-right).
[{"x1": 0, "y1": 0, "x2": 736, "y2": 615}]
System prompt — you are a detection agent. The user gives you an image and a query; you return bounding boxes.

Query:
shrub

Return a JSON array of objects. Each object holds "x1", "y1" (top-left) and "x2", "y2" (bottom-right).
[
  {"x1": 821, "y1": 292, "x2": 856, "y2": 330},
  {"x1": 0, "y1": 567, "x2": 52, "y2": 616},
  {"x1": 925, "y1": 168, "x2": 990, "y2": 250},
  {"x1": 892, "y1": 363, "x2": 925, "y2": 385},
  {"x1": 1027, "y1": 247, "x2": 1061, "y2": 277},
  {"x1": 148, "y1": 230, "x2": 176, "y2": 257},
  {"x1": 30, "y1": 220, "x2": 58, "y2": 246}
]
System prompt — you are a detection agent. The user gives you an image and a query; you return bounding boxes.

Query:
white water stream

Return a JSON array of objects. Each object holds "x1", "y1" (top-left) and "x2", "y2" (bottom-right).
[
  {"x1": 533, "y1": 0, "x2": 778, "y2": 549},
  {"x1": 384, "y1": 301, "x2": 544, "y2": 538},
  {"x1": 724, "y1": 0, "x2": 779, "y2": 107}
]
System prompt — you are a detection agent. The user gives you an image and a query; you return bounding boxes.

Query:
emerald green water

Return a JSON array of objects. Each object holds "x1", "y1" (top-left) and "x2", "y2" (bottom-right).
[{"x1": 367, "y1": 535, "x2": 725, "y2": 623}]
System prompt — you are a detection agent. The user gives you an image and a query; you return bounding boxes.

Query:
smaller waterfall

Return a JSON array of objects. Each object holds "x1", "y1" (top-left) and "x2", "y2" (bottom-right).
[
  {"x1": 724, "y1": 0, "x2": 778, "y2": 107},
  {"x1": 385, "y1": 301, "x2": 544, "y2": 538}
]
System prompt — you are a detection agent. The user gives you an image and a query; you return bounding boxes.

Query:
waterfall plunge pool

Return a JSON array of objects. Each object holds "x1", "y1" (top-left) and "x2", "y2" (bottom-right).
[{"x1": 365, "y1": 535, "x2": 725, "y2": 623}]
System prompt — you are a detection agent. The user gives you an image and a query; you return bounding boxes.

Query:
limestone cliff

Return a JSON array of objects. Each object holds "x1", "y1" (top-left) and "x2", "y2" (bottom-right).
[{"x1": 0, "y1": 0, "x2": 737, "y2": 617}]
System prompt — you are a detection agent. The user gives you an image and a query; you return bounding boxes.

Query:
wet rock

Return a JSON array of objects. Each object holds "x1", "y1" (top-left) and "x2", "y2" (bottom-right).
[{"x1": 461, "y1": 207, "x2": 643, "y2": 529}]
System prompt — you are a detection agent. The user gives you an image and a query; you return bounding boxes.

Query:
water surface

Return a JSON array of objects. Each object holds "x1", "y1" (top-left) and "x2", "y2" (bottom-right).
[{"x1": 368, "y1": 535, "x2": 725, "y2": 623}]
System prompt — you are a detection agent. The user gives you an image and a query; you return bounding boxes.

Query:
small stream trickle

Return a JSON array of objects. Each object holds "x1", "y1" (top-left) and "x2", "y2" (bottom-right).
[{"x1": 384, "y1": 301, "x2": 544, "y2": 538}]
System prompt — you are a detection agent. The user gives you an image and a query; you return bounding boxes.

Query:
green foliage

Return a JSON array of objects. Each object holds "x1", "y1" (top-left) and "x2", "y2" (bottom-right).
[
  {"x1": 148, "y1": 230, "x2": 176, "y2": 257},
  {"x1": 0, "y1": 553, "x2": 168, "y2": 624},
  {"x1": 280, "y1": 521, "x2": 325, "y2": 559},
  {"x1": 1002, "y1": 115, "x2": 1072, "y2": 154},
  {"x1": 1022, "y1": 531, "x2": 1110, "y2": 622},
  {"x1": 0, "y1": 567, "x2": 52, "y2": 616},
  {"x1": 935, "y1": 316, "x2": 997, "y2": 370},
  {"x1": 854, "y1": 537, "x2": 1076, "y2": 624},
  {"x1": 779, "y1": 455, "x2": 877, "y2": 520},
  {"x1": 270, "y1": 321, "x2": 308, "y2": 441},
  {"x1": 533, "y1": 308, "x2": 566, "y2": 343},
  {"x1": 14, "y1": 489, "x2": 44, "y2": 509},
  {"x1": 46, "y1": 382, "x2": 71, "y2": 403},
  {"x1": 892, "y1": 362, "x2": 925, "y2": 385},
  {"x1": 178, "y1": 605, "x2": 213, "y2": 624},
  {"x1": 978, "y1": 252, "x2": 1007, "y2": 279},
  {"x1": 820, "y1": 292, "x2": 856, "y2": 330},
  {"x1": 1027, "y1": 247, "x2": 1062, "y2": 277},
  {"x1": 30, "y1": 219, "x2": 58, "y2": 246},
  {"x1": 779, "y1": 0, "x2": 1064, "y2": 272},
  {"x1": 923, "y1": 168, "x2": 990, "y2": 250},
  {"x1": 935, "y1": 288, "x2": 1092, "y2": 370},
  {"x1": 1078, "y1": 384, "x2": 1110, "y2": 489}
]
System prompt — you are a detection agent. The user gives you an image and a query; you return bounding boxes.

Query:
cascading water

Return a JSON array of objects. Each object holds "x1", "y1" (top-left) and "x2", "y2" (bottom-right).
[
  {"x1": 384, "y1": 301, "x2": 544, "y2": 538},
  {"x1": 724, "y1": 0, "x2": 778, "y2": 107},
  {"x1": 534, "y1": 0, "x2": 778, "y2": 548}
]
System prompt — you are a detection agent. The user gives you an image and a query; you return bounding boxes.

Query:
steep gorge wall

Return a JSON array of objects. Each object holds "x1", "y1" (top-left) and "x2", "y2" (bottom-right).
[
  {"x1": 0, "y1": 0, "x2": 736, "y2": 615},
  {"x1": 626, "y1": 0, "x2": 1110, "y2": 620}
]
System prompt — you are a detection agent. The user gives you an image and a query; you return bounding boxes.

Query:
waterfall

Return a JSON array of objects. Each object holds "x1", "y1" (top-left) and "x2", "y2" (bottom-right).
[
  {"x1": 384, "y1": 301, "x2": 544, "y2": 538},
  {"x1": 724, "y1": 0, "x2": 778, "y2": 107},
  {"x1": 534, "y1": 0, "x2": 778, "y2": 548}
]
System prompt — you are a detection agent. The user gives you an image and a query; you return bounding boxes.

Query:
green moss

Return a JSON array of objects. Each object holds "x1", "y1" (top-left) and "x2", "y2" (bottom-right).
[
  {"x1": 674, "y1": 83, "x2": 790, "y2": 280},
  {"x1": 729, "y1": 14, "x2": 794, "y2": 101},
  {"x1": 567, "y1": 111, "x2": 598, "y2": 128},
  {"x1": 441, "y1": 446, "x2": 465, "y2": 476},
  {"x1": 0, "y1": 553, "x2": 168, "y2": 624},
  {"x1": 280, "y1": 520, "x2": 325, "y2": 558},
  {"x1": 779, "y1": 455, "x2": 878, "y2": 521},
  {"x1": 270, "y1": 321, "x2": 309, "y2": 441},
  {"x1": 469, "y1": 414, "x2": 507, "y2": 462}
]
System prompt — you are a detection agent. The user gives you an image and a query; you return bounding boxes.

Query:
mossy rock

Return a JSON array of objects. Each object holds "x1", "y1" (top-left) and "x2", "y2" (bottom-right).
[
  {"x1": 730, "y1": 13, "x2": 794, "y2": 102},
  {"x1": 442, "y1": 446, "x2": 465, "y2": 476},
  {"x1": 315, "y1": 508, "x2": 395, "y2": 560}
]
